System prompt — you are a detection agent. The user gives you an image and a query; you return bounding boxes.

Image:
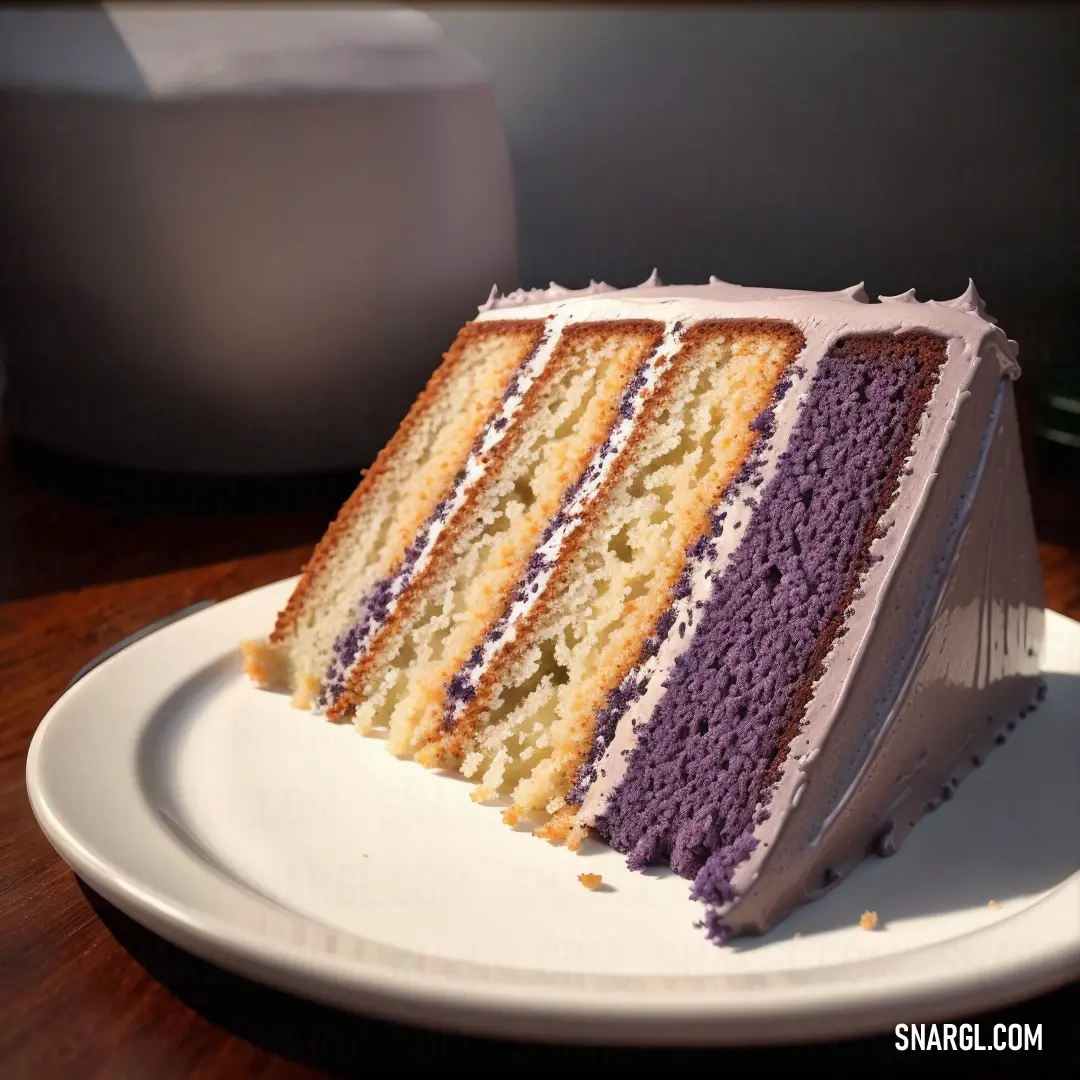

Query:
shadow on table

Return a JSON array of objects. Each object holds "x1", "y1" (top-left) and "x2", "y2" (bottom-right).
[
  {"x1": 1, "y1": 434, "x2": 363, "y2": 601},
  {"x1": 78, "y1": 877, "x2": 1074, "y2": 1070}
]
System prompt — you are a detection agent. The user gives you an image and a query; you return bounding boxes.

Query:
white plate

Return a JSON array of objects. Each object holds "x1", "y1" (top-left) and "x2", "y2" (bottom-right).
[{"x1": 26, "y1": 578, "x2": 1080, "y2": 1045}]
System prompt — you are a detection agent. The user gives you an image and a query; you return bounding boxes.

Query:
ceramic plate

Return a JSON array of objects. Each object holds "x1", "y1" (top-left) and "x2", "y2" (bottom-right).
[{"x1": 26, "y1": 578, "x2": 1080, "y2": 1045}]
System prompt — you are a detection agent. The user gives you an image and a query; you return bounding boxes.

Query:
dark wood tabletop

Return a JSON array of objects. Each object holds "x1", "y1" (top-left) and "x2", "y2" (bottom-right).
[{"x1": 2, "y1": 424, "x2": 1079, "y2": 1075}]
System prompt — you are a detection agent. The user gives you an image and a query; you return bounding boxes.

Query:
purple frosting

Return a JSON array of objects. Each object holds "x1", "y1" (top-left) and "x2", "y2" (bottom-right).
[{"x1": 594, "y1": 338, "x2": 934, "y2": 942}]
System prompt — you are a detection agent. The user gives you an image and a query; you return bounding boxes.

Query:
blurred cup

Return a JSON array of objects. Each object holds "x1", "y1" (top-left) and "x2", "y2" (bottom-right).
[{"x1": 0, "y1": 5, "x2": 517, "y2": 473}]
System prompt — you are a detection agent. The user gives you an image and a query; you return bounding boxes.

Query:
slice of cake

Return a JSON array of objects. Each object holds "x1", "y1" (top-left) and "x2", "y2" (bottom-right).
[{"x1": 243, "y1": 274, "x2": 1045, "y2": 943}]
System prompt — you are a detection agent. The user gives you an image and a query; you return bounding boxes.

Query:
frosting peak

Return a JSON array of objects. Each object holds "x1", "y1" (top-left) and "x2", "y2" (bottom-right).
[
  {"x1": 838, "y1": 281, "x2": 870, "y2": 302},
  {"x1": 478, "y1": 279, "x2": 616, "y2": 313},
  {"x1": 879, "y1": 288, "x2": 919, "y2": 304},
  {"x1": 880, "y1": 280, "x2": 1000, "y2": 325},
  {"x1": 938, "y1": 279, "x2": 998, "y2": 324}
]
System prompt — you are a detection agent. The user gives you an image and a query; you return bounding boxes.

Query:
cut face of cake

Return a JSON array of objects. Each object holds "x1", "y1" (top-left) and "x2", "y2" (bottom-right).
[{"x1": 243, "y1": 274, "x2": 1045, "y2": 943}]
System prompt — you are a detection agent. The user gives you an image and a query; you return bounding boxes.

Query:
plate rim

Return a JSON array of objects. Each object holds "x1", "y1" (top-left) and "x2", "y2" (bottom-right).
[{"x1": 24, "y1": 580, "x2": 1080, "y2": 1046}]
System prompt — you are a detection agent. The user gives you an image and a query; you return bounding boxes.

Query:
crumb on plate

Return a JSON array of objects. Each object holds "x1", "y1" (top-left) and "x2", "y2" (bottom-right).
[
  {"x1": 860, "y1": 910, "x2": 879, "y2": 931},
  {"x1": 988, "y1": 899, "x2": 999, "y2": 909},
  {"x1": 578, "y1": 873, "x2": 603, "y2": 890}
]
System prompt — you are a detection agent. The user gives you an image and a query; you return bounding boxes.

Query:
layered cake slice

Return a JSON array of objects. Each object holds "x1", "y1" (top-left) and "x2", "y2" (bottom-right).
[{"x1": 243, "y1": 275, "x2": 1045, "y2": 942}]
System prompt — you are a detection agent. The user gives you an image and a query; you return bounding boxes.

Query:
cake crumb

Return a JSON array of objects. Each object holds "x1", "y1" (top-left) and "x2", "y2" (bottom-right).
[
  {"x1": 536, "y1": 807, "x2": 574, "y2": 843},
  {"x1": 289, "y1": 674, "x2": 320, "y2": 711},
  {"x1": 988, "y1": 899, "x2": 999, "y2": 909},
  {"x1": 470, "y1": 786, "x2": 493, "y2": 804},
  {"x1": 415, "y1": 743, "x2": 458, "y2": 771},
  {"x1": 860, "y1": 910, "x2": 879, "y2": 931},
  {"x1": 566, "y1": 821, "x2": 589, "y2": 851},
  {"x1": 241, "y1": 639, "x2": 290, "y2": 690},
  {"x1": 414, "y1": 745, "x2": 439, "y2": 769},
  {"x1": 502, "y1": 805, "x2": 523, "y2": 827},
  {"x1": 793, "y1": 931, "x2": 802, "y2": 939},
  {"x1": 578, "y1": 873, "x2": 603, "y2": 890}
]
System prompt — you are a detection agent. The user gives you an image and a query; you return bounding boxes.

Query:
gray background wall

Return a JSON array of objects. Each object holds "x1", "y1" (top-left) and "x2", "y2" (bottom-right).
[{"x1": 432, "y1": 8, "x2": 1078, "y2": 311}]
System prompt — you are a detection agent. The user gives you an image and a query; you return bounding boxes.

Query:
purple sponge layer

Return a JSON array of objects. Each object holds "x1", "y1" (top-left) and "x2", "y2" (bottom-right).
[{"x1": 594, "y1": 333, "x2": 945, "y2": 938}]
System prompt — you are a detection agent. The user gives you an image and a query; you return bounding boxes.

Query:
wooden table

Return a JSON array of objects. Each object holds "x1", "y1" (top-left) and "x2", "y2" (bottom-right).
[{"x1": 3, "y1": 431, "x2": 1079, "y2": 1075}]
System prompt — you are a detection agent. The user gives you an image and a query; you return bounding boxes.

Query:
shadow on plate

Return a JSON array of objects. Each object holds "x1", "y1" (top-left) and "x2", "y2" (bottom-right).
[
  {"x1": 728, "y1": 671, "x2": 1080, "y2": 947},
  {"x1": 76, "y1": 880, "x2": 1072, "y2": 1067},
  {"x1": 490, "y1": 671, "x2": 1080, "y2": 942},
  {"x1": 564, "y1": 672, "x2": 1080, "y2": 943}
]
